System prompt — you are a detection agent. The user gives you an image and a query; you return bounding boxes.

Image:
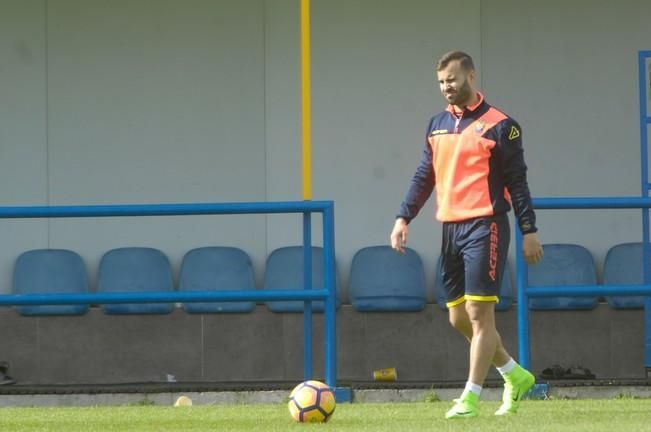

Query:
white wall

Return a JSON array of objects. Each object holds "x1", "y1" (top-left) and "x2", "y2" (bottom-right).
[
  {"x1": 0, "y1": 0, "x2": 268, "y2": 292},
  {"x1": 265, "y1": 0, "x2": 481, "y2": 300},
  {"x1": 481, "y1": 0, "x2": 650, "y2": 276},
  {"x1": 0, "y1": 0, "x2": 649, "y2": 296},
  {"x1": 308, "y1": 0, "x2": 480, "y2": 300},
  {"x1": 0, "y1": 1, "x2": 48, "y2": 292}
]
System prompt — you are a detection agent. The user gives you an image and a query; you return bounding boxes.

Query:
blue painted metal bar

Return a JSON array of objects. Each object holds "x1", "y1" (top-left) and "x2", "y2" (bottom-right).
[
  {"x1": 641, "y1": 52, "x2": 649, "y2": 200},
  {"x1": 533, "y1": 197, "x2": 651, "y2": 209},
  {"x1": 516, "y1": 197, "x2": 651, "y2": 368},
  {"x1": 516, "y1": 195, "x2": 651, "y2": 373},
  {"x1": 0, "y1": 201, "x2": 333, "y2": 219},
  {"x1": 516, "y1": 197, "x2": 651, "y2": 371},
  {"x1": 323, "y1": 203, "x2": 337, "y2": 388},
  {"x1": 0, "y1": 289, "x2": 329, "y2": 306},
  {"x1": 333, "y1": 387, "x2": 352, "y2": 403},
  {"x1": 303, "y1": 212, "x2": 313, "y2": 381},
  {"x1": 640, "y1": 50, "x2": 651, "y2": 369},
  {"x1": 528, "y1": 285, "x2": 651, "y2": 297},
  {"x1": 517, "y1": 52, "x2": 651, "y2": 375},
  {"x1": 515, "y1": 228, "x2": 531, "y2": 369},
  {"x1": 0, "y1": 199, "x2": 339, "y2": 392}
]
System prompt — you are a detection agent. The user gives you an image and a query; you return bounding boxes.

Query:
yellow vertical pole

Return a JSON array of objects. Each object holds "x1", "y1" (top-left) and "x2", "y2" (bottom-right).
[{"x1": 300, "y1": 0, "x2": 312, "y2": 200}]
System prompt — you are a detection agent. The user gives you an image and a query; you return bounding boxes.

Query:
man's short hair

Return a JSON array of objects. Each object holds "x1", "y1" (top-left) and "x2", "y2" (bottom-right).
[{"x1": 436, "y1": 51, "x2": 475, "y2": 72}]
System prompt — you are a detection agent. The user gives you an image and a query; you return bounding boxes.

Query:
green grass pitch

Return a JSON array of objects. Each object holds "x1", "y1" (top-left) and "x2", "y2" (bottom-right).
[{"x1": 1, "y1": 399, "x2": 651, "y2": 431}]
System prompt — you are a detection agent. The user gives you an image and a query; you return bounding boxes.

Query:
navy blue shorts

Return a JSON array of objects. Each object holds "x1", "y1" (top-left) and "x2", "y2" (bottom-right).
[{"x1": 440, "y1": 213, "x2": 510, "y2": 308}]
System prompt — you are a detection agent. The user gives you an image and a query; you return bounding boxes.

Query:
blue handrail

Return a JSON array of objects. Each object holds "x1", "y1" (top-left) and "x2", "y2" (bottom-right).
[
  {"x1": 0, "y1": 289, "x2": 330, "y2": 305},
  {"x1": 639, "y1": 50, "x2": 651, "y2": 377},
  {"x1": 533, "y1": 196, "x2": 651, "y2": 209},
  {"x1": 518, "y1": 52, "x2": 651, "y2": 375},
  {"x1": 0, "y1": 200, "x2": 333, "y2": 218},
  {"x1": 0, "y1": 200, "x2": 338, "y2": 389},
  {"x1": 516, "y1": 196, "x2": 651, "y2": 370}
]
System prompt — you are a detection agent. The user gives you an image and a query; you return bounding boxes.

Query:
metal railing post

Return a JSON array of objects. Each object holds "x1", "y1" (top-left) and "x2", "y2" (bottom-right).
[
  {"x1": 303, "y1": 212, "x2": 313, "y2": 380},
  {"x1": 323, "y1": 203, "x2": 337, "y2": 388},
  {"x1": 515, "y1": 227, "x2": 531, "y2": 370},
  {"x1": 638, "y1": 50, "x2": 651, "y2": 371},
  {"x1": 0, "y1": 200, "x2": 338, "y2": 388},
  {"x1": 515, "y1": 196, "x2": 651, "y2": 373}
]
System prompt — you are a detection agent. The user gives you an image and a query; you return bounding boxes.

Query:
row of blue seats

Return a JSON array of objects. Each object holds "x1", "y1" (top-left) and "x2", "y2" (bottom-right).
[
  {"x1": 14, "y1": 246, "x2": 335, "y2": 316},
  {"x1": 527, "y1": 243, "x2": 645, "y2": 310},
  {"x1": 7, "y1": 242, "x2": 645, "y2": 316}
]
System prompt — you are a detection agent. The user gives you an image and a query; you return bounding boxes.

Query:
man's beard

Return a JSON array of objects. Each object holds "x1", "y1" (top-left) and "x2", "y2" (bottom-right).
[{"x1": 447, "y1": 78, "x2": 473, "y2": 106}]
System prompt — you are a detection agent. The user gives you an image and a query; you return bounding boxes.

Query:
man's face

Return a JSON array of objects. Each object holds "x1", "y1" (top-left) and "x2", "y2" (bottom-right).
[{"x1": 437, "y1": 60, "x2": 475, "y2": 106}]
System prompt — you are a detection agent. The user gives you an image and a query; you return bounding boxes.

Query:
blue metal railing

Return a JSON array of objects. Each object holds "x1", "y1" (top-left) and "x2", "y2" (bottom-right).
[
  {"x1": 518, "y1": 52, "x2": 651, "y2": 374},
  {"x1": 639, "y1": 50, "x2": 651, "y2": 372},
  {"x1": 516, "y1": 197, "x2": 651, "y2": 370},
  {"x1": 0, "y1": 200, "x2": 338, "y2": 389}
]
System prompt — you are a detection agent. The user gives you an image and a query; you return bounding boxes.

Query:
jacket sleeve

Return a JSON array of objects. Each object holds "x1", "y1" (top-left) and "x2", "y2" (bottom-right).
[
  {"x1": 498, "y1": 119, "x2": 538, "y2": 234},
  {"x1": 396, "y1": 135, "x2": 436, "y2": 224}
]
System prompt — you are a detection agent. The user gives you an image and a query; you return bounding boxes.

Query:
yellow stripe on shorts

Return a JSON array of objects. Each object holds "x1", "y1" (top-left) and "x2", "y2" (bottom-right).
[
  {"x1": 446, "y1": 296, "x2": 467, "y2": 308},
  {"x1": 464, "y1": 295, "x2": 499, "y2": 303}
]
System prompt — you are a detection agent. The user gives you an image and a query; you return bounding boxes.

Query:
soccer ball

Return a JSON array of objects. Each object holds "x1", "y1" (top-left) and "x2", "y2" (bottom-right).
[{"x1": 288, "y1": 380, "x2": 336, "y2": 423}]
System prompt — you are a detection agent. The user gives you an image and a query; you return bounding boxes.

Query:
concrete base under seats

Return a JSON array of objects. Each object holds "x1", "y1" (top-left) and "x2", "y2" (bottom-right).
[{"x1": 0, "y1": 305, "x2": 644, "y2": 385}]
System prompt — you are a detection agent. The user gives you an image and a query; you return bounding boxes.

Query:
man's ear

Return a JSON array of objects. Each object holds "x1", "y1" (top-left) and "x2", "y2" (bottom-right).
[{"x1": 467, "y1": 70, "x2": 476, "y2": 86}]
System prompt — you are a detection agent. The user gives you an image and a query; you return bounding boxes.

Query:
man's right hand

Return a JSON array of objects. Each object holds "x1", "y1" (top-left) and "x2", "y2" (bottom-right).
[{"x1": 390, "y1": 218, "x2": 409, "y2": 254}]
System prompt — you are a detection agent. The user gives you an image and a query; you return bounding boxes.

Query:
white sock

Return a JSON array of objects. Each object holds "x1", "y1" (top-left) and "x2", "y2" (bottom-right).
[
  {"x1": 463, "y1": 381, "x2": 482, "y2": 397},
  {"x1": 497, "y1": 358, "x2": 517, "y2": 376}
]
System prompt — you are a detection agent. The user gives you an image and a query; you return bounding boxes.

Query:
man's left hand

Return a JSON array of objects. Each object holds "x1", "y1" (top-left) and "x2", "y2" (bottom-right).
[{"x1": 522, "y1": 232, "x2": 543, "y2": 265}]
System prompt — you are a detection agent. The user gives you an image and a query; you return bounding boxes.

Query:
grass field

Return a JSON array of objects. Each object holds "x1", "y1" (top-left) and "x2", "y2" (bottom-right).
[{"x1": 1, "y1": 399, "x2": 651, "y2": 432}]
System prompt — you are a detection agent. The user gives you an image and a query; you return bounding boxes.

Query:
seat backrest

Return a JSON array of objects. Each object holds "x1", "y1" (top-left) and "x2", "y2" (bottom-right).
[
  {"x1": 604, "y1": 242, "x2": 645, "y2": 309},
  {"x1": 528, "y1": 244, "x2": 598, "y2": 310},
  {"x1": 12, "y1": 249, "x2": 89, "y2": 316},
  {"x1": 97, "y1": 247, "x2": 174, "y2": 314},
  {"x1": 262, "y1": 246, "x2": 340, "y2": 313},
  {"x1": 349, "y1": 246, "x2": 425, "y2": 311},
  {"x1": 179, "y1": 247, "x2": 256, "y2": 313},
  {"x1": 434, "y1": 255, "x2": 513, "y2": 311}
]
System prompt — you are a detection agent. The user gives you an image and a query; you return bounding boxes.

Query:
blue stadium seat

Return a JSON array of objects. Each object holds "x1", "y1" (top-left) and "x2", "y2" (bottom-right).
[
  {"x1": 604, "y1": 242, "x2": 645, "y2": 309},
  {"x1": 434, "y1": 256, "x2": 513, "y2": 311},
  {"x1": 179, "y1": 247, "x2": 256, "y2": 313},
  {"x1": 262, "y1": 246, "x2": 340, "y2": 313},
  {"x1": 97, "y1": 247, "x2": 174, "y2": 314},
  {"x1": 528, "y1": 244, "x2": 598, "y2": 310},
  {"x1": 12, "y1": 249, "x2": 89, "y2": 316},
  {"x1": 349, "y1": 246, "x2": 426, "y2": 312}
]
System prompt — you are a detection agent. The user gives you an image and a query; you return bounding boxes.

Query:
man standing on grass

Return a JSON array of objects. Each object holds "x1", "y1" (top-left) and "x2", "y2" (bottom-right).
[{"x1": 389, "y1": 50, "x2": 543, "y2": 419}]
